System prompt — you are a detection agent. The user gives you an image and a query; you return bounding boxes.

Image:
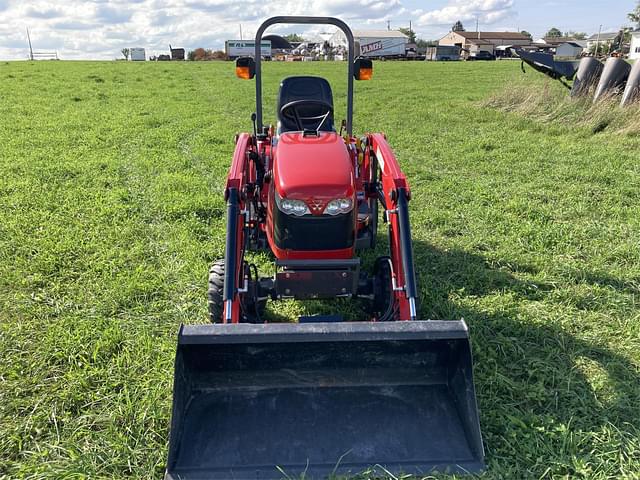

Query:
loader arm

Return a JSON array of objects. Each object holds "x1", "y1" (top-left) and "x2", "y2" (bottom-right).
[
  {"x1": 223, "y1": 133, "x2": 253, "y2": 323},
  {"x1": 367, "y1": 133, "x2": 418, "y2": 320}
]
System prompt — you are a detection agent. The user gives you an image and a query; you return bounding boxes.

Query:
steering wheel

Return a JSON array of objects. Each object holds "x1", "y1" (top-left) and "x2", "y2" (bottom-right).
[{"x1": 279, "y1": 99, "x2": 334, "y2": 132}]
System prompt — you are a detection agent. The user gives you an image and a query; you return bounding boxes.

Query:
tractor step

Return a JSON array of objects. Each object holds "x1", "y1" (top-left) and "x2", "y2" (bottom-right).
[
  {"x1": 275, "y1": 259, "x2": 360, "y2": 299},
  {"x1": 165, "y1": 320, "x2": 484, "y2": 479}
]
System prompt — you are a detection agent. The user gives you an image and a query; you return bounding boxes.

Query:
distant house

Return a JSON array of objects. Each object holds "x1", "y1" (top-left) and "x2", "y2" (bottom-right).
[
  {"x1": 630, "y1": 31, "x2": 640, "y2": 60},
  {"x1": 465, "y1": 38, "x2": 495, "y2": 55},
  {"x1": 438, "y1": 31, "x2": 531, "y2": 57},
  {"x1": 586, "y1": 32, "x2": 619, "y2": 51}
]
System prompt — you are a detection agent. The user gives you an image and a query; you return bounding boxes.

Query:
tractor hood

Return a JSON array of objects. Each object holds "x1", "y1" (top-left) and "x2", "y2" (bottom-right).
[{"x1": 274, "y1": 132, "x2": 354, "y2": 200}]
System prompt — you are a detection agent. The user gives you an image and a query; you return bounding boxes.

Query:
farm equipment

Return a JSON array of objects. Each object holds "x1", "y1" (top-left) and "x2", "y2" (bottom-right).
[
  {"x1": 165, "y1": 16, "x2": 483, "y2": 479},
  {"x1": 516, "y1": 46, "x2": 640, "y2": 106}
]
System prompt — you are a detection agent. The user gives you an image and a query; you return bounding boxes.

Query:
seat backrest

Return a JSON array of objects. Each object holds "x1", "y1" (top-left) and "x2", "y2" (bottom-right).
[{"x1": 277, "y1": 76, "x2": 335, "y2": 133}]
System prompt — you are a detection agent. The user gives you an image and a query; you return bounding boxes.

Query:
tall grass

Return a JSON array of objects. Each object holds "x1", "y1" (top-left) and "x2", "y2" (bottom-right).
[
  {"x1": 484, "y1": 79, "x2": 640, "y2": 136},
  {"x1": 1, "y1": 60, "x2": 639, "y2": 479}
]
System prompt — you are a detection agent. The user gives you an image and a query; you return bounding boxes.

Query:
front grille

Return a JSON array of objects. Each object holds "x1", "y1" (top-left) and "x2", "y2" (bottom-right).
[{"x1": 273, "y1": 207, "x2": 355, "y2": 250}]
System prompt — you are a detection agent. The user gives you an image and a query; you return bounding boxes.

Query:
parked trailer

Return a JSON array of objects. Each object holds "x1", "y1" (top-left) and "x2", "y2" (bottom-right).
[
  {"x1": 225, "y1": 40, "x2": 271, "y2": 60},
  {"x1": 129, "y1": 48, "x2": 145, "y2": 61},
  {"x1": 357, "y1": 37, "x2": 406, "y2": 59},
  {"x1": 425, "y1": 45, "x2": 461, "y2": 61}
]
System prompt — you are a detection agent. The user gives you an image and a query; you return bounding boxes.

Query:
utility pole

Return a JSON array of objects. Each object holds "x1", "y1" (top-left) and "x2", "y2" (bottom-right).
[
  {"x1": 387, "y1": 20, "x2": 390, "y2": 31},
  {"x1": 239, "y1": 24, "x2": 243, "y2": 40},
  {"x1": 476, "y1": 17, "x2": 480, "y2": 40},
  {"x1": 26, "y1": 27, "x2": 33, "y2": 60},
  {"x1": 595, "y1": 24, "x2": 602, "y2": 56}
]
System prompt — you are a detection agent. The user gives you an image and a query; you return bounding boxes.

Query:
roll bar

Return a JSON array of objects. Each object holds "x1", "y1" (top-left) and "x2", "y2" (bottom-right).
[{"x1": 254, "y1": 16, "x2": 355, "y2": 136}]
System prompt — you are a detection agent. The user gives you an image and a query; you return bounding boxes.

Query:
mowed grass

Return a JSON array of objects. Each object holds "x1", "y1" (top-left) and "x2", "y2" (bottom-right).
[{"x1": 1, "y1": 59, "x2": 639, "y2": 479}]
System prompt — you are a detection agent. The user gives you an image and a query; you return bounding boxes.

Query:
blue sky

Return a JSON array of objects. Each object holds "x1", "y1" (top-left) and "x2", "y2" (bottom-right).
[{"x1": 0, "y1": 0, "x2": 636, "y2": 60}]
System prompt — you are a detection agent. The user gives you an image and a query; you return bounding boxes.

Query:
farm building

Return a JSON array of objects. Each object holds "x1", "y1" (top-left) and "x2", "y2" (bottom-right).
[
  {"x1": 170, "y1": 46, "x2": 185, "y2": 60},
  {"x1": 630, "y1": 31, "x2": 640, "y2": 60},
  {"x1": 331, "y1": 29, "x2": 408, "y2": 58},
  {"x1": 535, "y1": 37, "x2": 586, "y2": 49},
  {"x1": 438, "y1": 31, "x2": 531, "y2": 56},
  {"x1": 555, "y1": 42, "x2": 585, "y2": 58}
]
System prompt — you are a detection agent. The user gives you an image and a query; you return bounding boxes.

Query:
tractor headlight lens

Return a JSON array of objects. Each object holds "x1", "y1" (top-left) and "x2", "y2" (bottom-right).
[
  {"x1": 324, "y1": 197, "x2": 353, "y2": 216},
  {"x1": 276, "y1": 195, "x2": 310, "y2": 216}
]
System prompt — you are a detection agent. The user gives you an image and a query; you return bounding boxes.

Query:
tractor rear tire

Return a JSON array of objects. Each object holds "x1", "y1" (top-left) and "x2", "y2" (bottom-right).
[{"x1": 207, "y1": 259, "x2": 266, "y2": 323}]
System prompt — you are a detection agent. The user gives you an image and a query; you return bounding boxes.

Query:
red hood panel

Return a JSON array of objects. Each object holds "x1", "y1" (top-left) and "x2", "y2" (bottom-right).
[{"x1": 274, "y1": 132, "x2": 354, "y2": 200}]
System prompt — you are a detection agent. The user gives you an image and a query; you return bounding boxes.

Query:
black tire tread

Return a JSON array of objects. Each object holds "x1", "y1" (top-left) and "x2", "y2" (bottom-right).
[{"x1": 207, "y1": 259, "x2": 225, "y2": 323}]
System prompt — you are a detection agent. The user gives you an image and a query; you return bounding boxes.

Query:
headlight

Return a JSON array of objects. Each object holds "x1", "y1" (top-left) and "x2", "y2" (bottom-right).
[
  {"x1": 324, "y1": 197, "x2": 353, "y2": 215},
  {"x1": 276, "y1": 194, "x2": 310, "y2": 216}
]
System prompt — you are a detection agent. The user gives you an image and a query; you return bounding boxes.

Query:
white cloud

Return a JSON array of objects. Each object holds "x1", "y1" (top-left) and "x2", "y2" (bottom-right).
[
  {"x1": 0, "y1": 0, "x2": 512, "y2": 60},
  {"x1": 417, "y1": 0, "x2": 515, "y2": 27}
]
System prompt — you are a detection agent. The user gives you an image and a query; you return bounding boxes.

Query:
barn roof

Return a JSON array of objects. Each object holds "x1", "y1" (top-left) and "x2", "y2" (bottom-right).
[
  {"x1": 352, "y1": 30, "x2": 408, "y2": 39},
  {"x1": 455, "y1": 31, "x2": 531, "y2": 41}
]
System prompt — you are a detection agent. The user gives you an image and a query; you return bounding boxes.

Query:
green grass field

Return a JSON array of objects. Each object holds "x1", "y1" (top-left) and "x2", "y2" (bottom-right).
[{"x1": 1, "y1": 59, "x2": 639, "y2": 479}]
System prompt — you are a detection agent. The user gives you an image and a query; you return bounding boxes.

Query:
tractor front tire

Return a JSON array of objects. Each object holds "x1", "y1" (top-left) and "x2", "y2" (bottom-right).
[
  {"x1": 207, "y1": 259, "x2": 266, "y2": 323},
  {"x1": 207, "y1": 260, "x2": 226, "y2": 323}
]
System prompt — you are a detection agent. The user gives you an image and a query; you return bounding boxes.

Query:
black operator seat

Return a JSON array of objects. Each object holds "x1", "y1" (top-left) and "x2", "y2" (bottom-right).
[{"x1": 277, "y1": 76, "x2": 335, "y2": 134}]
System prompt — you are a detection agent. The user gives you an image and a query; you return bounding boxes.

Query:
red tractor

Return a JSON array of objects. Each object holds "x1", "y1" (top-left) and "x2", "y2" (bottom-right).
[{"x1": 166, "y1": 16, "x2": 483, "y2": 480}]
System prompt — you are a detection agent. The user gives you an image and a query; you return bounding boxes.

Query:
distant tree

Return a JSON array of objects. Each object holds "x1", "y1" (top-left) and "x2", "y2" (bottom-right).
[
  {"x1": 416, "y1": 38, "x2": 436, "y2": 48},
  {"x1": 629, "y1": 1, "x2": 640, "y2": 28},
  {"x1": 187, "y1": 48, "x2": 227, "y2": 61},
  {"x1": 210, "y1": 50, "x2": 227, "y2": 60},
  {"x1": 191, "y1": 48, "x2": 207, "y2": 61},
  {"x1": 520, "y1": 30, "x2": 532, "y2": 40},
  {"x1": 520, "y1": 30, "x2": 533, "y2": 40},
  {"x1": 452, "y1": 20, "x2": 465, "y2": 32},
  {"x1": 589, "y1": 41, "x2": 612, "y2": 55},
  {"x1": 565, "y1": 31, "x2": 587, "y2": 40},
  {"x1": 545, "y1": 27, "x2": 563, "y2": 38},
  {"x1": 121, "y1": 48, "x2": 129, "y2": 60},
  {"x1": 284, "y1": 33, "x2": 305, "y2": 43},
  {"x1": 398, "y1": 27, "x2": 416, "y2": 43}
]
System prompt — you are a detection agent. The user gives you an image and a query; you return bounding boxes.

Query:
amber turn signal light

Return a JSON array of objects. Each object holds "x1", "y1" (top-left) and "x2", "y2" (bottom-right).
[
  {"x1": 235, "y1": 57, "x2": 255, "y2": 79},
  {"x1": 354, "y1": 57, "x2": 373, "y2": 80}
]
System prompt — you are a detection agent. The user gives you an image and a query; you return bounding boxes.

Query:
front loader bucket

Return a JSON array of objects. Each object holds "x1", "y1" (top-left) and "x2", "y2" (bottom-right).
[{"x1": 165, "y1": 321, "x2": 484, "y2": 479}]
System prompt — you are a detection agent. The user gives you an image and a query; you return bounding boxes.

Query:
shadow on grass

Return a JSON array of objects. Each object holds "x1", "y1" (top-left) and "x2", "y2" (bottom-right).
[
  {"x1": 282, "y1": 240, "x2": 637, "y2": 476},
  {"x1": 246, "y1": 239, "x2": 638, "y2": 476},
  {"x1": 409, "y1": 240, "x2": 639, "y2": 475}
]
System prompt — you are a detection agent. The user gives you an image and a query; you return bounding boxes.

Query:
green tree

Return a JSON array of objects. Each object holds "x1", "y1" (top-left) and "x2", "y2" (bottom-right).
[
  {"x1": 398, "y1": 27, "x2": 416, "y2": 43},
  {"x1": 629, "y1": 1, "x2": 640, "y2": 28},
  {"x1": 564, "y1": 31, "x2": 587, "y2": 40},
  {"x1": 416, "y1": 38, "x2": 436, "y2": 48},
  {"x1": 520, "y1": 30, "x2": 532, "y2": 40},
  {"x1": 452, "y1": 20, "x2": 465, "y2": 32},
  {"x1": 545, "y1": 27, "x2": 562, "y2": 38},
  {"x1": 284, "y1": 33, "x2": 304, "y2": 43}
]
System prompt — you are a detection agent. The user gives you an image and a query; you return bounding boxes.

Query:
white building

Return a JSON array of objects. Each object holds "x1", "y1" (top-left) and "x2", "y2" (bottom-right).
[
  {"x1": 630, "y1": 31, "x2": 640, "y2": 60},
  {"x1": 129, "y1": 47, "x2": 145, "y2": 61},
  {"x1": 586, "y1": 32, "x2": 619, "y2": 51}
]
